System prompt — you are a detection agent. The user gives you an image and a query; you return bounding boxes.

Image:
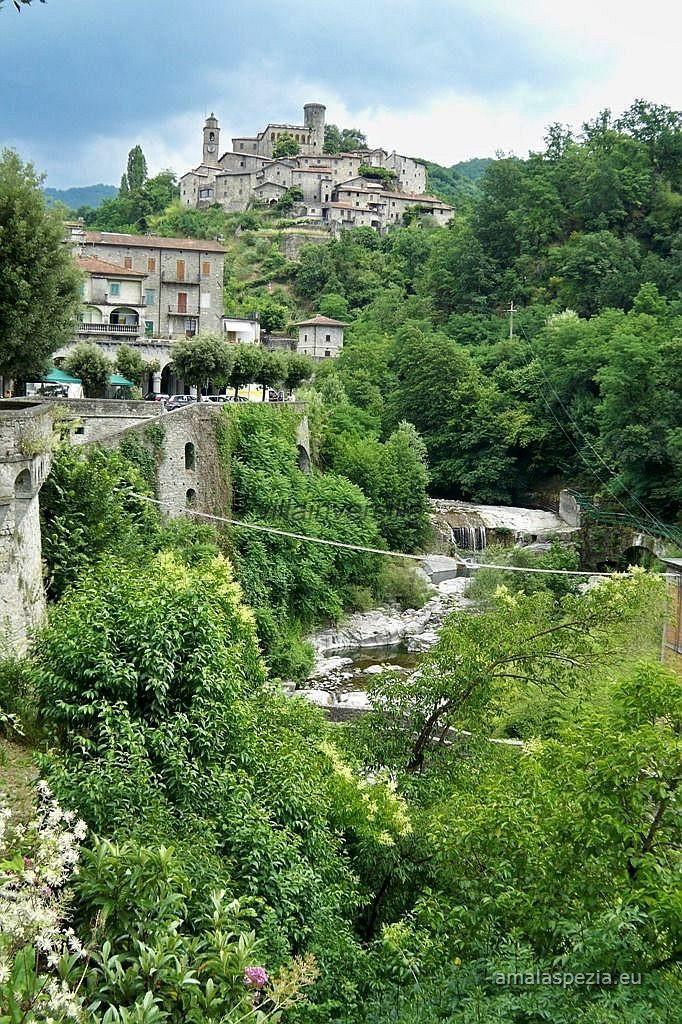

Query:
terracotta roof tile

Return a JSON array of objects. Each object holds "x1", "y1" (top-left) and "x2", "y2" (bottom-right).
[
  {"x1": 75, "y1": 255, "x2": 146, "y2": 277},
  {"x1": 292, "y1": 314, "x2": 348, "y2": 327},
  {"x1": 83, "y1": 231, "x2": 226, "y2": 253}
]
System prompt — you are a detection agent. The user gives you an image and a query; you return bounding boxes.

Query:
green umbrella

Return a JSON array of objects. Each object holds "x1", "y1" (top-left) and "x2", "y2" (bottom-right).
[
  {"x1": 42, "y1": 366, "x2": 82, "y2": 384},
  {"x1": 108, "y1": 373, "x2": 134, "y2": 387}
]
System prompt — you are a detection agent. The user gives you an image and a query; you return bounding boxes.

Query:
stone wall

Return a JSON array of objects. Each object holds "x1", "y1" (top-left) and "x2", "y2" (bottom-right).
[
  {"x1": 47, "y1": 399, "x2": 162, "y2": 445},
  {"x1": 0, "y1": 396, "x2": 311, "y2": 654},
  {"x1": 0, "y1": 401, "x2": 53, "y2": 653},
  {"x1": 94, "y1": 403, "x2": 229, "y2": 519},
  {"x1": 279, "y1": 229, "x2": 331, "y2": 261}
]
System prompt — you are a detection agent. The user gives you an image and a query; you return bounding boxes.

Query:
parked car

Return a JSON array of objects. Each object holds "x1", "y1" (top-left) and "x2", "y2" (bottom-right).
[
  {"x1": 165, "y1": 394, "x2": 196, "y2": 412},
  {"x1": 268, "y1": 389, "x2": 285, "y2": 402},
  {"x1": 145, "y1": 392, "x2": 169, "y2": 403}
]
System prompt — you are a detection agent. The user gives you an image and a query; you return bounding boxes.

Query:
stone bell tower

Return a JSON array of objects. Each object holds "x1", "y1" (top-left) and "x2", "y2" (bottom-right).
[{"x1": 203, "y1": 113, "x2": 220, "y2": 167}]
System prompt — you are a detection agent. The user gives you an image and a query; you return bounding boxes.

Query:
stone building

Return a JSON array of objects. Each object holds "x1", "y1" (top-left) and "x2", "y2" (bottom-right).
[
  {"x1": 71, "y1": 228, "x2": 227, "y2": 339},
  {"x1": 231, "y1": 102, "x2": 326, "y2": 159},
  {"x1": 58, "y1": 226, "x2": 235, "y2": 395},
  {"x1": 293, "y1": 315, "x2": 346, "y2": 360},
  {"x1": 179, "y1": 106, "x2": 445, "y2": 234}
]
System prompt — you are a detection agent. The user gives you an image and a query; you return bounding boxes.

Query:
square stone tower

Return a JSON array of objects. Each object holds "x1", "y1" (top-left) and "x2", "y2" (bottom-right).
[{"x1": 303, "y1": 103, "x2": 326, "y2": 154}]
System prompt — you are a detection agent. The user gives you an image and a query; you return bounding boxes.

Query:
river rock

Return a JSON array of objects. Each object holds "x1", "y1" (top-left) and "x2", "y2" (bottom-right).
[
  {"x1": 363, "y1": 663, "x2": 388, "y2": 675},
  {"x1": 295, "y1": 688, "x2": 335, "y2": 706},
  {"x1": 406, "y1": 630, "x2": 440, "y2": 652},
  {"x1": 337, "y1": 691, "x2": 372, "y2": 711},
  {"x1": 308, "y1": 655, "x2": 353, "y2": 680}
]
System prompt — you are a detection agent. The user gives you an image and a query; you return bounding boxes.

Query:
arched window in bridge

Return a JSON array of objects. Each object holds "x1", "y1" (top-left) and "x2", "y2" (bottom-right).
[
  {"x1": 14, "y1": 468, "x2": 32, "y2": 497},
  {"x1": 185, "y1": 442, "x2": 196, "y2": 471}
]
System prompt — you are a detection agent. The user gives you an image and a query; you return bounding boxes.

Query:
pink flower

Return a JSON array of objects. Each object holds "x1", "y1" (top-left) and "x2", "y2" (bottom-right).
[{"x1": 244, "y1": 966, "x2": 269, "y2": 989}]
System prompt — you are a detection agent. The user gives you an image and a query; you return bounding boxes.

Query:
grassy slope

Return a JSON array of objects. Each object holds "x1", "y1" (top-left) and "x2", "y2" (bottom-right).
[{"x1": 0, "y1": 738, "x2": 37, "y2": 820}]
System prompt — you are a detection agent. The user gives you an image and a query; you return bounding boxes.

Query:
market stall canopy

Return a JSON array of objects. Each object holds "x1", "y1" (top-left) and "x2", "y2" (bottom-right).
[{"x1": 42, "y1": 367, "x2": 82, "y2": 384}]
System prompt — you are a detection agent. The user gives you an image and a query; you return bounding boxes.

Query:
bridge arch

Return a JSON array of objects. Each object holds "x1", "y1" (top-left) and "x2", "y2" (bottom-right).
[{"x1": 14, "y1": 468, "x2": 32, "y2": 496}]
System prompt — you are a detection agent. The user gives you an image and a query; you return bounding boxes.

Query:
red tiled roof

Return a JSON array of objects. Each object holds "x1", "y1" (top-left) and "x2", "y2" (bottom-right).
[
  {"x1": 292, "y1": 314, "x2": 348, "y2": 327},
  {"x1": 75, "y1": 255, "x2": 146, "y2": 277},
  {"x1": 83, "y1": 231, "x2": 226, "y2": 253},
  {"x1": 334, "y1": 185, "x2": 453, "y2": 207}
]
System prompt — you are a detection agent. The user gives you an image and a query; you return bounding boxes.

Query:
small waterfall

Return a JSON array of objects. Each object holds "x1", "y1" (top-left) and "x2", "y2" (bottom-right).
[{"x1": 451, "y1": 525, "x2": 487, "y2": 551}]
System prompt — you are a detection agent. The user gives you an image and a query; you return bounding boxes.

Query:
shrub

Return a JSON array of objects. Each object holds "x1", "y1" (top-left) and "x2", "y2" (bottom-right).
[{"x1": 0, "y1": 657, "x2": 38, "y2": 741}]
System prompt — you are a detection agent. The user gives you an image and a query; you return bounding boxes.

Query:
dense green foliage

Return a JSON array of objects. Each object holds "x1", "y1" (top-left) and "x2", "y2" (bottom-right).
[
  {"x1": 323, "y1": 125, "x2": 367, "y2": 154},
  {"x1": 79, "y1": 147, "x2": 179, "y2": 232},
  {"x1": 0, "y1": 149, "x2": 81, "y2": 384},
  {"x1": 63, "y1": 341, "x2": 111, "y2": 397},
  {"x1": 218, "y1": 404, "x2": 384, "y2": 677},
  {"x1": 43, "y1": 183, "x2": 116, "y2": 209},
  {"x1": 7, "y1": 542, "x2": 676, "y2": 1021},
  {"x1": 5, "y1": 407, "x2": 680, "y2": 1022},
  {"x1": 419, "y1": 158, "x2": 481, "y2": 205},
  {"x1": 286, "y1": 100, "x2": 682, "y2": 520}
]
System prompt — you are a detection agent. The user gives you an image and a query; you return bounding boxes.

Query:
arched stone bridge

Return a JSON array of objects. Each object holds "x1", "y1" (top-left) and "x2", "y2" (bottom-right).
[{"x1": 0, "y1": 398, "x2": 311, "y2": 652}]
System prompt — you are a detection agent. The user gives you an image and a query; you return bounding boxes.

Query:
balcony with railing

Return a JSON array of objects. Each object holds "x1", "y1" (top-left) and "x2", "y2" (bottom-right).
[{"x1": 77, "y1": 322, "x2": 141, "y2": 336}]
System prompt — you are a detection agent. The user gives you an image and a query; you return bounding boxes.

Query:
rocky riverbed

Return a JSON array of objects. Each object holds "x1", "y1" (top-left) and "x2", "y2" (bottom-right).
[{"x1": 291, "y1": 571, "x2": 473, "y2": 718}]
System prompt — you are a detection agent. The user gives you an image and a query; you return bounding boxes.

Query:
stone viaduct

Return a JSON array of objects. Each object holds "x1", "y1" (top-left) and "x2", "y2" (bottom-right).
[{"x1": 0, "y1": 397, "x2": 311, "y2": 653}]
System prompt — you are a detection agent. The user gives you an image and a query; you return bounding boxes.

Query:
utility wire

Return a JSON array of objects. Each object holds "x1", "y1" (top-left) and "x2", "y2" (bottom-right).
[{"x1": 131, "y1": 493, "x2": 677, "y2": 579}]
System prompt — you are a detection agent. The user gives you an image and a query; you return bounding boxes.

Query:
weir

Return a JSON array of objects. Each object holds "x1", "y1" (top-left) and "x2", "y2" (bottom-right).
[{"x1": 430, "y1": 498, "x2": 578, "y2": 553}]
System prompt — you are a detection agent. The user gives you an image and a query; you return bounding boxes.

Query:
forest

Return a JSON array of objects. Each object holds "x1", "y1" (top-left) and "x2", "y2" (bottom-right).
[{"x1": 1, "y1": 98, "x2": 681, "y2": 1023}]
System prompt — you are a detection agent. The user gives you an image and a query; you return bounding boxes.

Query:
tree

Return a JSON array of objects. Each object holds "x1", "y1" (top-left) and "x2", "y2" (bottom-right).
[
  {"x1": 115, "y1": 344, "x2": 146, "y2": 386},
  {"x1": 272, "y1": 133, "x2": 300, "y2": 159},
  {"x1": 276, "y1": 186, "x2": 304, "y2": 213},
  {"x1": 0, "y1": 150, "x2": 81, "y2": 387},
  {"x1": 324, "y1": 125, "x2": 368, "y2": 154},
  {"x1": 63, "y1": 341, "x2": 111, "y2": 398},
  {"x1": 123, "y1": 145, "x2": 148, "y2": 192},
  {"x1": 170, "y1": 333, "x2": 233, "y2": 391},
  {"x1": 2, "y1": 0, "x2": 46, "y2": 9},
  {"x1": 253, "y1": 296, "x2": 289, "y2": 333},
  {"x1": 367, "y1": 570, "x2": 663, "y2": 772},
  {"x1": 228, "y1": 343, "x2": 264, "y2": 396},
  {"x1": 283, "y1": 352, "x2": 314, "y2": 393},
  {"x1": 318, "y1": 293, "x2": 350, "y2": 321},
  {"x1": 258, "y1": 350, "x2": 287, "y2": 401}
]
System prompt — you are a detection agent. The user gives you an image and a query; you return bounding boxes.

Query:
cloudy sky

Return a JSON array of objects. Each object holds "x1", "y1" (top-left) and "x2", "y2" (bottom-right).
[{"x1": 1, "y1": 0, "x2": 681, "y2": 188}]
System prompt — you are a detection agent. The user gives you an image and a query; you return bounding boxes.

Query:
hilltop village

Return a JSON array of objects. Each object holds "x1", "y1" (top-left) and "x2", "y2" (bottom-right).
[{"x1": 180, "y1": 103, "x2": 454, "y2": 233}]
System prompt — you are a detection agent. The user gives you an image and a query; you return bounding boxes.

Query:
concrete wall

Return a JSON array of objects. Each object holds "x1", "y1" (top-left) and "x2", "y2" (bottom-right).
[{"x1": 0, "y1": 401, "x2": 53, "y2": 653}]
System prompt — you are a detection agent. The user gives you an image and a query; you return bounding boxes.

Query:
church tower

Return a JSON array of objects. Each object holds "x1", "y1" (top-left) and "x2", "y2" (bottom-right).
[{"x1": 202, "y1": 113, "x2": 220, "y2": 167}]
